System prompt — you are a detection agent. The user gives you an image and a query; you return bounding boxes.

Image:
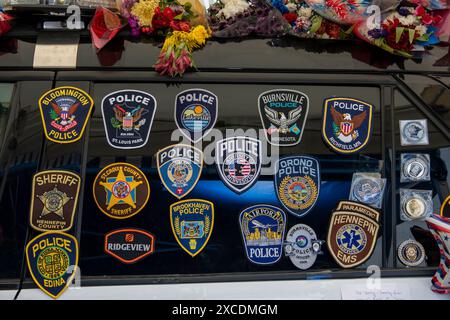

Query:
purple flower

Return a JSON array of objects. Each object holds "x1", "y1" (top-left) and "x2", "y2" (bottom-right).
[
  {"x1": 398, "y1": 7, "x2": 410, "y2": 17},
  {"x1": 368, "y1": 28, "x2": 383, "y2": 39}
]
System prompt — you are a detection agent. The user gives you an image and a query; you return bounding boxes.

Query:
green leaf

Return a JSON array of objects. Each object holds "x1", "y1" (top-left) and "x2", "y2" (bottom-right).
[
  {"x1": 396, "y1": 27, "x2": 404, "y2": 43},
  {"x1": 408, "y1": 28, "x2": 416, "y2": 44},
  {"x1": 416, "y1": 33, "x2": 429, "y2": 42},
  {"x1": 310, "y1": 15, "x2": 323, "y2": 34},
  {"x1": 173, "y1": 13, "x2": 183, "y2": 20}
]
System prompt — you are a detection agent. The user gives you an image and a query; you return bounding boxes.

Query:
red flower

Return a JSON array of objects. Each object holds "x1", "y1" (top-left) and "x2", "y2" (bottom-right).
[
  {"x1": 415, "y1": 5, "x2": 425, "y2": 17},
  {"x1": 326, "y1": 22, "x2": 341, "y2": 39},
  {"x1": 170, "y1": 20, "x2": 191, "y2": 32},
  {"x1": 152, "y1": 7, "x2": 176, "y2": 30},
  {"x1": 326, "y1": 0, "x2": 348, "y2": 19},
  {"x1": 421, "y1": 13, "x2": 434, "y2": 25},
  {"x1": 283, "y1": 13, "x2": 298, "y2": 24}
]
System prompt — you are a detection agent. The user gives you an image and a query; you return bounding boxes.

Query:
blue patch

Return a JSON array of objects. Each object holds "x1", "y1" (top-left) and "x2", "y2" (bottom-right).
[
  {"x1": 275, "y1": 156, "x2": 320, "y2": 218},
  {"x1": 175, "y1": 89, "x2": 218, "y2": 143},
  {"x1": 322, "y1": 97, "x2": 373, "y2": 154},
  {"x1": 239, "y1": 205, "x2": 286, "y2": 265}
]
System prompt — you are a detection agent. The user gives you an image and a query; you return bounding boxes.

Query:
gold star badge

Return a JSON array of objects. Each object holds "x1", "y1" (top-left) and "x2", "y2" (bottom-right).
[
  {"x1": 100, "y1": 167, "x2": 142, "y2": 210},
  {"x1": 37, "y1": 186, "x2": 71, "y2": 218}
]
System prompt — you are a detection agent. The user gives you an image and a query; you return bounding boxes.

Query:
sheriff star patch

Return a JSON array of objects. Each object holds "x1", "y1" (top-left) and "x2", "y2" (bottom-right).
[
  {"x1": 274, "y1": 156, "x2": 320, "y2": 218},
  {"x1": 258, "y1": 89, "x2": 309, "y2": 146},
  {"x1": 101, "y1": 90, "x2": 157, "y2": 149},
  {"x1": 239, "y1": 205, "x2": 286, "y2": 265},
  {"x1": 26, "y1": 231, "x2": 78, "y2": 299},
  {"x1": 441, "y1": 195, "x2": 450, "y2": 217},
  {"x1": 170, "y1": 199, "x2": 214, "y2": 257},
  {"x1": 104, "y1": 228, "x2": 155, "y2": 264},
  {"x1": 29, "y1": 170, "x2": 81, "y2": 232},
  {"x1": 322, "y1": 97, "x2": 373, "y2": 154},
  {"x1": 38, "y1": 86, "x2": 94, "y2": 144}
]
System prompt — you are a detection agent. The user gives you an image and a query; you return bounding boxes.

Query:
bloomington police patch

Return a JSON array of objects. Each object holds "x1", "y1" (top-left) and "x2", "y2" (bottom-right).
[
  {"x1": 284, "y1": 224, "x2": 322, "y2": 270},
  {"x1": 170, "y1": 199, "x2": 214, "y2": 257},
  {"x1": 101, "y1": 89, "x2": 156, "y2": 149},
  {"x1": 274, "y1": 156, "x2": 320, "y2": 218},
  {"x1": 322, "y1": 97, "x2": 373, "y2": 154},
  {"x1": 38, "y1": 86, "x2": 94, "y2": 144},
  {"x1": 239, "y1": 205, "x2": 286, "y2": 265},
  {"x1": 29, "y1": 170, "x2": 81, "y2": 232},
  {"x1": 441, "y1": 195, "x2": 450, "y2": 217},
  {"x1": 156, "y1": 144, "x2": 203, "y2": 199},
  {"x1": 174, "y1": 88, "x2": 218, "y2": 143},
  {"x1": 104, "y1": 228, "x2": 155, "y2": 264},
  {"x1": 25, "y1": 231, "x2": 78, "y2": 299},
  {"x1": 258, "y1": 89, "x2": 309, "y2": 146},
  {"x1": 215, "y1": 136, "x2": 262, "y2": 194}
]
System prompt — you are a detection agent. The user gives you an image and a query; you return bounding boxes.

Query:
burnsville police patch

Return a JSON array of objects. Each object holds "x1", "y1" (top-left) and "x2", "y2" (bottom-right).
[
  {"x1": 239, "y1": 205, "x2": 286, "y2": 265},
  {"x1": 322, "y1": 97, "x2": 373, "y2": 154},
  {"x1": 25, "y1": 231, "x2": 78, "y2": 299},
  {"x1": 38, "y1": 86, "x2": 94, "y2": 144},
  {"x1": 175, "y1": 88, "x2": 218, "y2": 143},
  {"x1": 216, "y1": 136, "x2": 262, "y2": 194},
  {"x1": 101, "y1": 89, "x2": 156, "y2": 149},
  {"x1": 104, "y1": 228, "x2": 155, "y2": 264},
  {"x1": 274, "y1": 156, "x2": 320, "y2": 218},
  {"x1": 29, "y1": 170, "x2": 81, "y2": 232},
  {"x1": 170, "y1": 199, "x2": 214, "y2": 257},
  {"x1": 258, "y1": 89, "x2": 309, "y2": 146}
]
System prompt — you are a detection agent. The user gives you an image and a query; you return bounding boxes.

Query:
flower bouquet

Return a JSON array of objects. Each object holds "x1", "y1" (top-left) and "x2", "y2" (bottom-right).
[
  {"x1": 89, "y1": 7, "x2": 126, "y2": 51},
  {"x1": 0, "y1": 10, "x2": 13, "y2": 37}
]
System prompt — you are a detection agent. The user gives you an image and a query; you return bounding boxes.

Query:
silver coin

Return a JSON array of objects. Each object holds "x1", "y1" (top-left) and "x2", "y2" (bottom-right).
[
  {"x1": 404, "y1": 197, "x2": 426, "y2": 219},
  {"x1": 402, "y1": 158, "x2": 428, "y2": 180},
  {"x1": 397, "y1": 239, "x2": 425, "y2": 267},
  {"x1": 403, "y1": 122, "x2": 425, "y2": 142}
]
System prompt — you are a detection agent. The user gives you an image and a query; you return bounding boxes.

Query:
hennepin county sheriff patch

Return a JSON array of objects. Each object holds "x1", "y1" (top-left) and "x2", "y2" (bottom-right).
[
  {"x1": 38, "y1": 86, "x2": 94, "y2": 144},
  {"x1": 101, "y1": 90, "x2": 157, "y2": 149},
  {"x1": 104, "y1": 228, "x2": 155, "y2": 264},
  {"x1": 26, "y1": 232, "x2": 78, "y2": 299},
  {"x1": 29, "y1": 170, "x2": 81, "y2": 232},
  {"x1": 322, "y1": 97, "x2": 373, "y2": 154}
]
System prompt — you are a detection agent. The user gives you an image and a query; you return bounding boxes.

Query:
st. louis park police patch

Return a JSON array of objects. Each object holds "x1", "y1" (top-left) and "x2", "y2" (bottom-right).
[
  {"x1": 26, "y1": 231, "x2": 78, "y2": 299},
  {"x1": 157, "y1": 144, "x2": 203, "y2": 199},
  {"x1": 38, "y1": 86, "x2": 93, "y2": 144},
  {"x1": 101, "y1": 90, "x2": 156, "y2": 149},
  {"x1": 104, "y1": 228, "x2": 155, "y2": 264},
  {"x1": 275, "y1": 156, "x2": 320, "y2": 218},
  {"x1": 322, "y1": 97, "x2": 373, "y2": 154}
]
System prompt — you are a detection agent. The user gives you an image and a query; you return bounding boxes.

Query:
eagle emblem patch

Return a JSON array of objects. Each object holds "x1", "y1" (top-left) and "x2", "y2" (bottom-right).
[{"x1": 322, "y1": 97, "x2": 373, "y2": 154}]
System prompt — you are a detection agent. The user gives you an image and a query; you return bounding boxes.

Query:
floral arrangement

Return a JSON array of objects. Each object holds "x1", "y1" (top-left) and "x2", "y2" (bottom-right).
[
  {"x1": 303, "y1": 0, "x2": 372, "y2": 24},
  {"x1": 0, "y1": 10, "x2": 13, "y2": 37},
  {"x1": 89, "y1": 7, "x2": 125, "y2": 51}
]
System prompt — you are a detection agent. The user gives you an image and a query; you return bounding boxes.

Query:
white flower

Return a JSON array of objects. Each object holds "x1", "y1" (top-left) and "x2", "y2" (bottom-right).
[
  {"x1": 399, "y1": 15, "x2": 419, "y2": 26},
  {"x1": 286, "y1": 3, "x2": 297, "y2": 12},
  {"x1": 298, "y1": 6, "x2": 313, "y2": 18},
  {"x1": 415, "y1": 25, "x2": 427, "y2": 36},
  {"x1": 218, "y1": 0, "x2": 250, "y2": 19}
]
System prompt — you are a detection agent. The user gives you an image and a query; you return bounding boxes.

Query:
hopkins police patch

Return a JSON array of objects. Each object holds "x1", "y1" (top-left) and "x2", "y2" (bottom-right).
[
  {"x1": 275, "y1": 156, "x2": 320, "y2": 218},
  {"x1": 216, "y1": 136, "x2": 262, "y2": 194},
  {"x1": 239, "y1": 205, "x2": 286, "y2": 265},
  {"x1": 157, "y1": 144, "x2": 203, "y2": 199},
  {"x1": 175, "y1": 88, "x2": 218, "y2": 143},
  {"x1": 258, "y1": 89, "x2": 309, "y2": 146},
  {"x1": 170, "y1": 199, "x2": 214, "y2": 257},
  {"x1": 38, "y1": 86, "x2": 94, "y2": 144},
  {"x1": 322, "y1": 97, "x2": 373, "y2": 154},
  {"x1": 25, "y1": 231, "x2": 78, "y2": 299},
  {"x1": 101, "y1": 90, "x2": 156, "y2": 149}
]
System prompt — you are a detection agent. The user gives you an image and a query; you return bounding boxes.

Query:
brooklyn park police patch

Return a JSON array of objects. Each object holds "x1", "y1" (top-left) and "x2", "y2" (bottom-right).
[
  {"x1": 216, "y1": 136, "x2": 262, "y2": 194},
  {"x1": 104, "y1": 228, "x2": 155, "y2": 264},
  {"x1": 101, "y1": 90, "x2": 156, "y2": 149},
  {"x1": 25, "y1": 231, "x2": 78, "y2": 299},
  {"x1": 239, "y1": 205, "x2": 286, "y2": 265},
  {"x1": 157, "y1": 144, "x2": 203, "y2": 199},
  {"x1": 258, "y1": 89, "x2": 309, "y2": 146},
  {"x1": 170, "y1": 199, "x2": 214, "y2": 257},
  {"x1": 175, "y1": 88, "x2": 218, "y2": 143},
  {"x1": 29, "y1": 170, "x2": 81, "y2": 232},
  {"x1": 322, "y1": 97, "x2": 373, "y2": 154},
  {"x1": 38, "y1": 86, "x2": 94, "y2": 144},
  {"x1": 275, "y1": 156, "x2": 320, "y2": 218}
]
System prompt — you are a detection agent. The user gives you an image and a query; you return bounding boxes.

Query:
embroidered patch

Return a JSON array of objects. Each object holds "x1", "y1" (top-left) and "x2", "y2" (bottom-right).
[
  {"x1": 284, "y1": 224, "x2": 322, "y2": 270},
  {"x1": 441, "y1": 195, "x2": 450, "y2": 217},
  {"x1": 335, "y1": 200, "x2": 380, "y2": 223},
  {"x1": 104, "y1": 228, "x2": 155, "y2": 264}
]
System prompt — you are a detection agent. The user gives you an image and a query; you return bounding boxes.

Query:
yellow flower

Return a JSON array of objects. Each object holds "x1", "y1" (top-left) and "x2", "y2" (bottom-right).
[
  {"x1": 162, "y1": 25, "x2": 211, "y2": 52},
  {"x1": 131, "y1": 0, "x2": 159, "y2": 27}
]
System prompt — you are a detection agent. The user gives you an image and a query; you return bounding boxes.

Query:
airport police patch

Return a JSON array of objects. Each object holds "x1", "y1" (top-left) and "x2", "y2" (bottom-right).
[
  {"x1": 322, "y1": 97, "x2": 373, "y2": 154},
  {"x1": 101, "y1": 89, "x2": 156, "y2": 149},
  {"x1": 104, "y1": 228, "x2": 155, "y2": 264},
  {"x1": 29, "y1": 170, "x2": 81, "y2": 232},
  {"x1": 25, "y1": 231, "x2": 78, "y2": 299},
  {"x1": 441, "y1": 195, "x2": 450, "y2": 217},
  {"x1": 258, "y1": 89, "x2": 309, "y2": 146},
  {"x1": 284, "y1": 224, "x2": 322, "y2": 270},
  {"x1": 274, "y1": 156, "x2": 320, "y2": 218},
  {"x1": 175, "y1": 88, "x2": 218, "y2": 143},
  {"x1": 170, "y1": 199, "x2": 214, "y2": 257},
  {"x1": 38, "y1": 86, "x2": 93, "y2": 144},
  {"x1": 215, "y1": 136, "x2": 262, "y2": 194},
  {"x1": 240, "y1": 205, "x2": 286, "y2": 265},
  {"x1": 157, "y1": 144, "x2": 203, "y2": 199}
]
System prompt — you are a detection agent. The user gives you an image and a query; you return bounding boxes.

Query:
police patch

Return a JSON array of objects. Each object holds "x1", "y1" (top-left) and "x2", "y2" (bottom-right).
[
  {"x1": 38, "y1": 86, "x2": 94, "y2": 144},
  {"x1": 175, "y1": 88, "x2": 218, "y2": 143},
  {"x1": 258, "y1": 89, "x2": 309, "y2": 146},
  {"x1": 29, "y1": 170, "x2": 81, "y2": 232},
  {"x1": 335, "y1": 200, "x2": 380, "y2": 223},
  {"x1": 93, "y1": 162, "x2": 150, "y2": 219},
  {"x1": 170, "y1": 199, "x2": 214, "y2": 257},
  {"x1": 274, "y1": 156, "x2": 320, "y2": 218},
  {"x1": 284, "y1": 224, "x2": 322, "y2": 270},
  {"x1": 327, "y1": 211, "x2": 379, "y2": 268},
  {"x1": 322, "y1": 97, "x2": 373, "y2": 154},
  {"x1": 441, "y1": 195, "x2": 450, "y2": 217},
  {"x1": 216, "y1": 136, "x2": 262, "y2": 194},
  {"x1": 104, "y1": 228, "x2": 155, "y2": 264},
  {"x1": 25, "y1": 231, "x2": 78, "y2": 299},
  {"x1": 157, "y1": 144, "x2": 203, "y2": 199},
  {"x1": 239, "y1": 205, "x2": 286, "y2": 265},
  {"x1": 101, "y1": 90, "x2": 156, "y2": 149}
]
